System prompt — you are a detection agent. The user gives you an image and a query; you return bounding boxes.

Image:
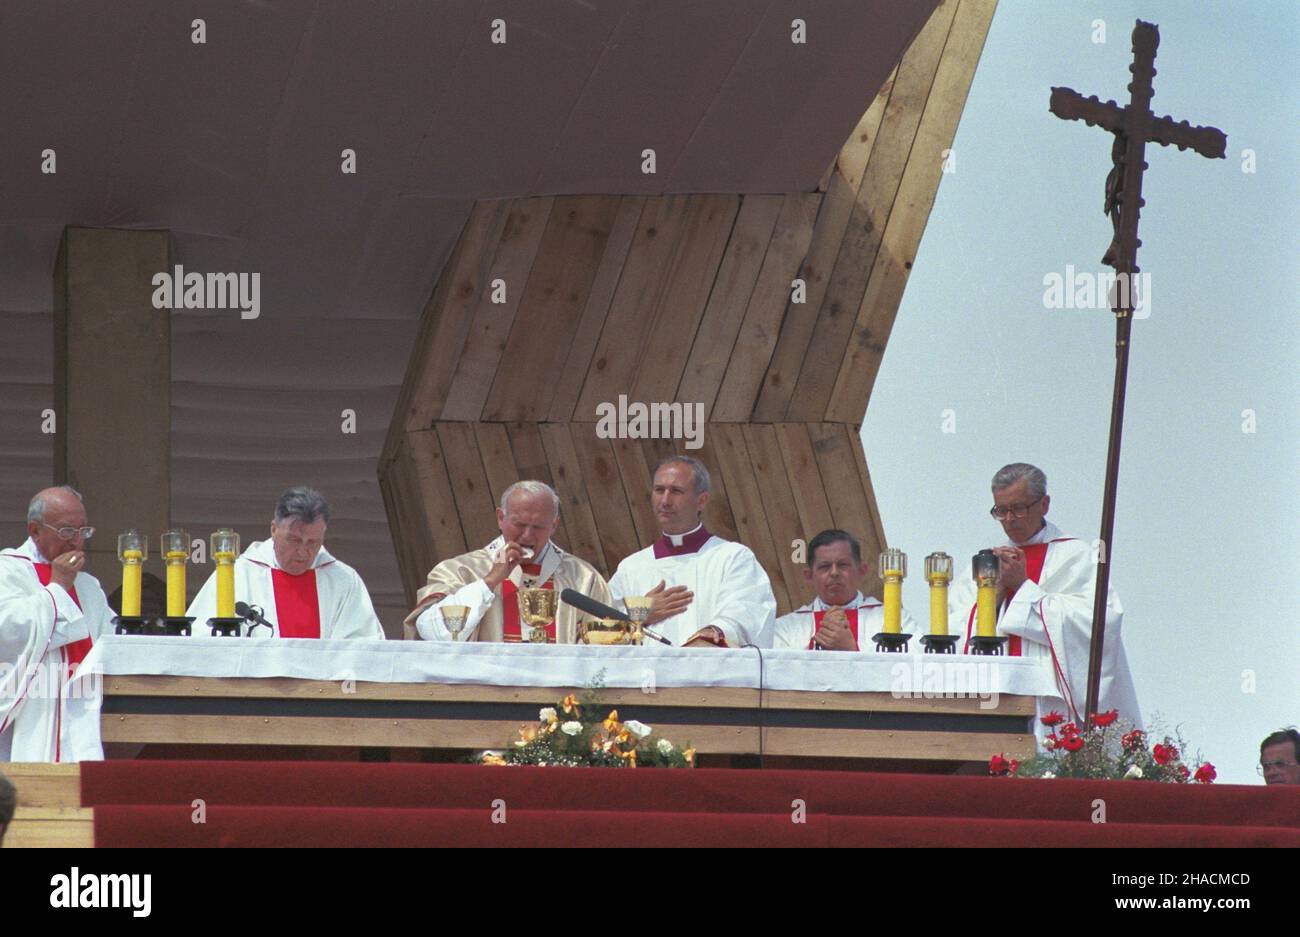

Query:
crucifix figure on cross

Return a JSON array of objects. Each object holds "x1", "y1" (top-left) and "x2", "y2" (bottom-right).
[{"x1": 1048, "y1": 20, "x2": 1226, "y2": 725}]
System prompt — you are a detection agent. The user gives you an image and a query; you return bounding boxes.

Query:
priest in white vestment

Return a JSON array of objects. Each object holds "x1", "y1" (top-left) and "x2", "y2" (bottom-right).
[
  {"x1": 610, "y1": 456, "x2": 776, "y2": 648},
  {"x1": 947, "y1": 463, "x2": 1141, "y2": 739},
  {"x1": 774, "y1": 529, "x2": 918, "y2": 650},
  {"x1": 188, "y1": 487, "x2": 384, "y2": 639},
  {"x1": 404, "y1": 481, "x2": 612, "y2": 643},
  {"x1": 0, "y1": 487, "x2": 113, "y2": 762}
]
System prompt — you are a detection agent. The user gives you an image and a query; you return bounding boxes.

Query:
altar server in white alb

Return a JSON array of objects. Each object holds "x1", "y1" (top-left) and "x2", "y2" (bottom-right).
[
  {"x1": 0, "y1": 487, "x2": 114, "y2": 761},
  {"x1": 947, "y1": 463, "x2": 1141, "y2": 733},
  {"x1": 610, "y1": 456, "x2": 776, "y2": 648},
  {"x1": 774, "y1": 529, "x2": 918, "y2": 650},
  {"x1": 404, "y1": 480, "x2": 612, "y2": 643},
  {"x1": 187, "y1": 487, "x2": 384, "y2": 639}
]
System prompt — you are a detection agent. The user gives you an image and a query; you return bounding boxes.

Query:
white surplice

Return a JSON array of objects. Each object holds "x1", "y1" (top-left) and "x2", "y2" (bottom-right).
[
  {"x1": 0, "y1": 538, "x2": 114, "y2": 762},
  {"x1": 947, "y1": 520, "x2": 1141, "y2": 740},
  {"x1": 403, "y1": 537, "x2": 612, "y2": 643},
  {"x1": 609, "y1": 525, "x2": 776, "y2": 647},
  {"x1": 187, "y1": 539, "x2": 384, "y2": 639},
  {"x1": 774, "y1": 591, "x2": 920, "y2": 650}
]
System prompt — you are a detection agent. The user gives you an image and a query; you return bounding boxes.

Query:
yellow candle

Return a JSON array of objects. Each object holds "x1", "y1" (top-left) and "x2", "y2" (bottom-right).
[
  {"x1": 927, "y1": 572, "x2": 950, "y2": 635},
  {"x1": 976, "y1": 582, "x2": 998, "y2": 638},
  {"x1": 214, "y1": 551, "x2": 236, "y2": 618},
  {"x1": 121, "y1": 549, "x2": 143, "y2": 617},
  {"x1": 882, "y1": 574, "x2": 902, "y2": 634},
  {"x1": 165, "y1": 550, "x2": 188, "y2": 617}
]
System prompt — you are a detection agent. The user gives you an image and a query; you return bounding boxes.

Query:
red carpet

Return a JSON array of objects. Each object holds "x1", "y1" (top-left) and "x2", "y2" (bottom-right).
[{"x1": 81, "y1": 762, "x2": 1300, "y2": 847}]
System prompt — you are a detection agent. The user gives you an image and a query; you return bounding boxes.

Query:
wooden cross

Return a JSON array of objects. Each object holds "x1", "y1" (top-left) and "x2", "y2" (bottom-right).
[{"x1": 1048, "y1": 20, "x2": 1226, "y2": 724}]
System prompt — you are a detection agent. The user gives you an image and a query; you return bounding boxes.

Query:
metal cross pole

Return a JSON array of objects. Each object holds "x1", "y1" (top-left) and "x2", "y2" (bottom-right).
[{"x1": 1048, "y1": 20, "x2": 1225, "y2": 724}]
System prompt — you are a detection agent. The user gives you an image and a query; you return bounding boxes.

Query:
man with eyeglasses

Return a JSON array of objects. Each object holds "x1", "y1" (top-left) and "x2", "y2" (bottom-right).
[
  {"x1": 0, "y1": 486, "x2": 114, "y2": 761},
  {"x1": 947, "y1": 463, "x2": 1141, "y2": 743},
  {"x1": 1258, "y1": 729, "x2": 1300, "y2": 785}
]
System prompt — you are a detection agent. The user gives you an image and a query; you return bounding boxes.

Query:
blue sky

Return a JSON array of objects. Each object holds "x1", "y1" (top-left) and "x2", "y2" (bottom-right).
[{"x1": 864, "y1": 0, "x2": 1299, "y2": 784}]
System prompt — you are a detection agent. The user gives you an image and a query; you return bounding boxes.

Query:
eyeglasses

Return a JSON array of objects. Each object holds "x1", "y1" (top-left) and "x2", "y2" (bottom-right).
[
  {"x1": 42, "y1": 523, "x2": 95, "y2": 541},
  {"x1": 989, "y1": 497, "x2": 1044, "y2": 520},
  {"x1": 1257, "y1": 761, "x2": 1297, "y2": 775}
]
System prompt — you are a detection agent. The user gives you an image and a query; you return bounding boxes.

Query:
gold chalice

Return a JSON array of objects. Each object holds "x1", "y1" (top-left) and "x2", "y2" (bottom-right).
[
  {"x1": 578, "y1": 619, "x2": 632, "y2": 646},
  {"x1": 518, "y1": 588, "x2": 558, "y2": 644},
  {"x1": 623, "y1": 596, "x2": 654, "y2": 646},
  {"x1": 441, "y1": 604, "x2": 470, "y2": 641}
]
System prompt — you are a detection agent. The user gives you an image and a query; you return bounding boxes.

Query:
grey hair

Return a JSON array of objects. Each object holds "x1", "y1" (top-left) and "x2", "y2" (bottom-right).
[
  {"x1": 991, "y1": 463, "x2": 1047, "y2": 500},
  {"x1": 654, "y1": 455, "x2": 711, "y2": 495},
  {"x1": 27, "y1": 486, "x2": 83, "y2": 524},
  {"x1": 500, "y1": 480, "x2": 560, "y2": 517},
  {"x1": 273, "y1": 486, "x2": 331, "y2": 526}
]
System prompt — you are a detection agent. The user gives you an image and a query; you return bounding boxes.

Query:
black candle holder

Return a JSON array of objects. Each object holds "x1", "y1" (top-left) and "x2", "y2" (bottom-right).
[
  {"x1": 968, "y1": 635, "x2": 1008, "y2": 656},
  {"x1": 159, "y1": 616, "x2": 195, "y2": 637},
  {"x1": 871, "y1": 631, "x2": 912, "y2": 653},
  {"x1": 205, "y1": 616, "x2": 245, "y2": 637},
  {"x1": 112, "y1": 615, "x2": 152, "y2": 636},
  {"x1": 920, "y1": 634, "x2": 961, "y2": 654}
]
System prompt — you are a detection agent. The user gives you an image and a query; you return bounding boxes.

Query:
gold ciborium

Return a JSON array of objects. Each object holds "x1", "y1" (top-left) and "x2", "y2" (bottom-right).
[
  {"x1": 517, "y1": 588, "x2": 558, "y2": 644},
  {"x1": 441, "y1": 604, "x2": 470, "y2": 641},
  {"x1": 578, "y1": 619, "x2": 632, "y2": 646},
  {"x1": 623, "y1": 596, "x2": 654, "y2": 646}
]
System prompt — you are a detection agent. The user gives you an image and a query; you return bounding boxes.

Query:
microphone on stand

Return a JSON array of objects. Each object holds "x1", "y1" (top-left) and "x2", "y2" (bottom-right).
[
  {"x1": 559, "y1": 589, "x2": 672, "y2": 645},
  {"x1": 235, "y1": 601, "x2": 276, "y2": 634}
]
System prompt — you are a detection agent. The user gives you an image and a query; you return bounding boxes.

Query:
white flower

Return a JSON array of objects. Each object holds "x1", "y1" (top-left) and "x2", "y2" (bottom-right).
[
  {"x1": 1124, "y1": 764, "x2": 1143, "y2": 779},
  {"x1": 539, "y1": 707, "x2": 557, "y2": 723},
  {"x1": 624, "y1": 720, "x2": 652, "y2": 739},
  {"x1": 560, "y1": 721, "x2": 583, "y2": 736},
  {"x1": 656, "y1": 739, "x2": 674, "y2": 756},
  {"x1": 1042, "y1": 771, "x2": 1056, "y2": 779}
]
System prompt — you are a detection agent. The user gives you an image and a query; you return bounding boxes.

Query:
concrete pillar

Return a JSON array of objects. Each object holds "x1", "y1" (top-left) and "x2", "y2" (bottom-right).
[{"x1": 53, "y1": 227, "x2": 171, "y2": 593}]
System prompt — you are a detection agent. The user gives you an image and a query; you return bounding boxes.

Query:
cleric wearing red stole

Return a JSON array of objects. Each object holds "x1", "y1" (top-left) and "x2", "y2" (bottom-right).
[
  {"x1": 0, "y1": 486, "x2": 114, "y2": 761},
  {"x1": 947, "y1": 463, "x2": 1142, "y2": 739},
  {"x1": 187, "y1": 487, "x2": 384, "y2": 639}
]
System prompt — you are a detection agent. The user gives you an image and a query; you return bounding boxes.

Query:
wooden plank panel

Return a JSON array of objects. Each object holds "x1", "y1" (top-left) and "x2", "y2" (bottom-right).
[
  {"x1": 774, "y1": 423, "x2": 834, "y2": 540},
  {"x1": 407, "y1": 428, "x2": 468, "y2": 572},
  {"x1": 379, "y1": 439, "x2": 429, "y2": 605},
  {"x1": 710, "y1": 193, "x2": 820, "y2": 421},
  {"x1": 538, "y1": 423, "x2": 606, "y2": 570},
  {"x1": 7, "y1": 807, "x2": 94, "y2": 848},
  {"x1": 693, "y1": 439, "x2": 739, "y2": 543},
  {"x1": 441, "y1": 198, "x2": 555, "y2": 421},
  {"x1": 785, "y1": 0, "x2": 960, "y2": 422},
  {"x1": 836, "y1": 65, "x2": 897, "y2": 192},
  {"x1": 611, "y1": 435, "x2": 657, "y2": 548},
  {"x1": 435, "y1": 422, "x2": 498, "y2": 551},
  {"x1": 762, "y1": 727, "x2": 1035, "y2": 761},
  {"x1": 547, "y1": 197, "x2": 646, "y2": 422},
  {"x1": 807, "y1": 423, "x2": 879, "y2": 579},
  {"x1": 392, "y1": 200, "x2": 511, "y2": 440},
  {"x1": 0, "y1": 763, "x2": 81, "y2": 808},
  {"x1": 708, "y1": 424, "x2": 789, "y2": 613},
  {"x1": 751, "y1": 170, "x2": 859, "y2": 420},
  {"x1": 482, "y1": 195, "x2": 623, "y2": 422},
  {"x1": 742, "y1": 424, "x2": 814, "y2": 610},
  {"x1": 574, "y1": 196, "x2": 692, "y2": 419},
  {"x1": 629, "y1": 194, "x2": 740, "y2": 406},
  {"x1": 504, "y1": 421, "x2": 571, "y2": 550},
  {"x1": 851, "y1": 428, "x2": 888, "y2": 594},
  {"x1": 827, "y1": 0, "x2": 997, "y2": 422},
  {"x1": 677, "y1": 195, "x2": 784, "y2": 417},
  {"x1": 473, "y1": 422, "x2": 520, "y2": 511},
  {"x1": 101, "y1": 715, "x2": 757, "y2": 754},
  {"x1": 761, "y1": 690, "x2": 1036, "y2": 716},
  {"x1": 568, "y1": 426, "x2": 642, "y2": 574},
  {"x1": 102, "y1": 677, "x2": 761, "y2": 708}
]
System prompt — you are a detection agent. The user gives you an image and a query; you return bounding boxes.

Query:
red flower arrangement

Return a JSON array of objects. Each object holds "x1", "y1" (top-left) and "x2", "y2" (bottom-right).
[{"x1": 990, "y1": 712, "x2": 1215, "y2": 783}]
